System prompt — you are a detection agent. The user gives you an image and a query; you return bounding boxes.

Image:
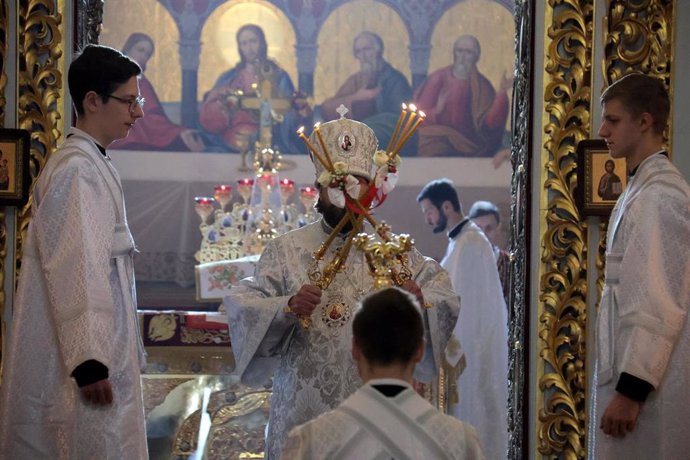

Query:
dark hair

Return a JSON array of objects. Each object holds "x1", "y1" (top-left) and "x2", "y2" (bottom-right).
[
  {"x1": 601, "y1": 73, "x2": 669, "y2": 135},
  {"x1": 605, "y1": 159, "x2": 615, "y2": 170},
  {"x1": 353, "y1": 287, "x2": 423, "y2": 366},
  {"x1": 353, "y1": 31, "x2": 384, "y2": 57},
  {"x1": 468, "y1": 200, "x2": 500, "y2": 224},
  {"x1": 237, "y1": 24, "x2": 268, "y2": 64},
  {"x1": 416, "y1": 178, "x2": 461, "y2": 213},
  {"x1": 68, "y1": 44, "x2": 141, "y2": 115},
  {"x1": 122, "y1": 32, "x2": 155, "y2": 56}
]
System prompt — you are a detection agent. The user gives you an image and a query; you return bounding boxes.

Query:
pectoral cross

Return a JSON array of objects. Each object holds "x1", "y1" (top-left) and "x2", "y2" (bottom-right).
[{"x1": 239, "y1": 64, "x2": 292, "y2": 154}]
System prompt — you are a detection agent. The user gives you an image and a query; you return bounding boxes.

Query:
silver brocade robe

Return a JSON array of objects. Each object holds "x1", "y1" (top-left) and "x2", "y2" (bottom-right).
[
  {"x1": 281, "y1": 379, "x2": 485, "y2": 460},
  {"x1": 225, "y1": 220, "x2": 460, "y2": 459},
  {"x1": 0, "y1": 128, "x2": 147, "y2": 459},
  {"x1": 590, "y1": 154, "x2": 690, "y2": 458}
]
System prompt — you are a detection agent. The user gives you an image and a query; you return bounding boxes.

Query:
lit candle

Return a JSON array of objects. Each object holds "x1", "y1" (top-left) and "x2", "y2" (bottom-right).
[
  {"x1": 297, "y1": 127, "x2": 330, "y2": 170},
  {"x1": 300, "y1": 185, "x2": 317, "y2": 198},
  {"x1": 313, "y1": 123, "x2": 334, "y2": 170},
  {"x1": 393, "y1": 104, "x2": 418, "y2": 155},
  {"x1": 392, "y1": 110, "x2": 426, "y2": 158},
  {"x1": 279, "y1": 178, "x2": 295, "y2": 204},
  {"x1": 194, "y1": 196, "x2": 216, "y2": 223},
  {"x1": 299, "y1": 185, "x2": 318, "y2": 212},
  {"x1": 386, "y1": 102, "x2": 408, "y2": 154},
  {"x1": 194, "y1": 196, "x2": 215, "y2": 205},
  {"x1": 213, "y1": 184, "x2": 233, "y2": 211},
  {"x1": 237, "y1": 178, "x2": 254, "y2": 203}
]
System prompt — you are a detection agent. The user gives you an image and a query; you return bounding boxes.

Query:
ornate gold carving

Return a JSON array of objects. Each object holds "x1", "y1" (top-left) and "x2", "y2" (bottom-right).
[
  {"x1": 538, "y1": 1, "x2": 594, "y2": 457},
  {"x1": 174, "y1": 389, "x2": 270, "y2": 458},
  {"x1": 16, "y1": 1, "x2": 64, "y2": 284},
  {"x1": 603, "y1": 0, "x2": 674, "y2": 146},
  {"x1": 148, "y1": 313, "x2": 178, "y2": 342},
  {"x1": 1, "y1": 0, "x2": 64, "y2": 379},
  {"x1": 0, "y1": 0, "x2": 65, "y2": 381}
]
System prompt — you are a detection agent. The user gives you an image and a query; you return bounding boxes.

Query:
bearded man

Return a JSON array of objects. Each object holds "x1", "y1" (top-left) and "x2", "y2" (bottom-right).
[
  {"x1": 414, "y1": 35, "x2": 510, "y2": 157},
  {"x1": 318, "y1": 31, "x2": 414, "y2": 155},
  {"x1": 226, "y1": 115, "x2": 459, "y2": 459}
]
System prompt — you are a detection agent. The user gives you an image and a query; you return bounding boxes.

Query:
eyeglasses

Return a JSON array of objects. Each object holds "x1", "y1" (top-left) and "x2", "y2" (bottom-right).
[{"x1": 106, "y1": 94, "x2": 146, "y2": 112}]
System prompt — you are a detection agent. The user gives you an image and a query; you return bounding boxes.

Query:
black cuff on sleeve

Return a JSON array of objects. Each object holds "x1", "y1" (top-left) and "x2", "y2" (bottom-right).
[
  {"x1": 71, "y1": 360, "x2": 109, "y2": 388},
  {"x1": 615, "y1": 372, "x2": 654, "y2": 402}
]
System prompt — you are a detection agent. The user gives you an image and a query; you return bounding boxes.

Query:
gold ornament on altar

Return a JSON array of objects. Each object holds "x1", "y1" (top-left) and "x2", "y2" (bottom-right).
[
  {"x1": 289, "y1": 103, "x2": 426, "y2": 329},
  {"x1": 194, "y1": 147, "x2": 318, "y2": 264}
]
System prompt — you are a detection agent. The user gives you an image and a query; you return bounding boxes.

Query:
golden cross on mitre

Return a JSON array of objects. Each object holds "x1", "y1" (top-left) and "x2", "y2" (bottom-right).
[{"x1": 239, "y1": 65, "x2": 293, "y2": 149}]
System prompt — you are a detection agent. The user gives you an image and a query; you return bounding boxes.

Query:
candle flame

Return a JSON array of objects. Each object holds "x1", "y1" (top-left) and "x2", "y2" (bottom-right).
[
  {"x1": 402, "y1": 102, "x2": 407, "y2": 110},
  {"x1": 297, "y1": 126, "x2": 305, "y2": 134},
  {"x1": 408, "y1": 103, "x2": 417, "y2": 112},
  {"x1": 314, "y1": 122, "x2": 321, "y2": 129}
]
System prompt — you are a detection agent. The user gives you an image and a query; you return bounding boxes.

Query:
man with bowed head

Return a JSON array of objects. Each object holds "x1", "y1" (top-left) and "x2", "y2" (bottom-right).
[
  {"x1": 282, "y1": 287, "x2": 484, "y2": 459},
  {"x1": 417, "y1": 178, "x2": 508, "y2": 460},
  {"x1": 226, "y1": 114, "x2": 460, "y2": 459}
]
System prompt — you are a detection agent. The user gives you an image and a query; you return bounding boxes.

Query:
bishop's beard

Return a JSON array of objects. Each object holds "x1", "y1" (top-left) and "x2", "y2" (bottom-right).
[{"x1": 315, "y1": 198, "x2": 354, "y2": 234}]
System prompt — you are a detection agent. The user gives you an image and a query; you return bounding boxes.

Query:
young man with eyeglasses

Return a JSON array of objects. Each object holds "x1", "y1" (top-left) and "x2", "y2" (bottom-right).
[{"x1": 0, "y1": 44, "x2": 148, "y2": 458}]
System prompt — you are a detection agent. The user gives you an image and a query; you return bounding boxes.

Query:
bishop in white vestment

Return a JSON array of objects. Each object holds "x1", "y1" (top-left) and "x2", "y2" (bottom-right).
[
  {"x1": 227, "y1": 220, "x2": 459, "y2": 459},
  {"x1": 226, "y1": 115, "x2": 460, "y2": 459}
]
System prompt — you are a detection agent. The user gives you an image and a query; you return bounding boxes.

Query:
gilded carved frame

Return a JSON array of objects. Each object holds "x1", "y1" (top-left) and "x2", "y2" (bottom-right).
[{"x1": 0, "y1": 0, "x2": 66, "y2": 375}]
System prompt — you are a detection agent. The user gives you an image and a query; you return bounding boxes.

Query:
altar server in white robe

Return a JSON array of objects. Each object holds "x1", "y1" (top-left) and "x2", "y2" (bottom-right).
[
  {"x1": 226, "y1": 115, "x2": 460, "y2": 459},
  {"x1": 417, "y1": 178, "x2": 508, "y2": 460},
  {"x1": 282, "y1": 286, "x2": 484, "y2": 460},
  {"x1": 0, "y1": 45, "x2": 148, "y2": 459},
  {"x1": 589, "y1": 73, "x2": 690, "y2": 459}
]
